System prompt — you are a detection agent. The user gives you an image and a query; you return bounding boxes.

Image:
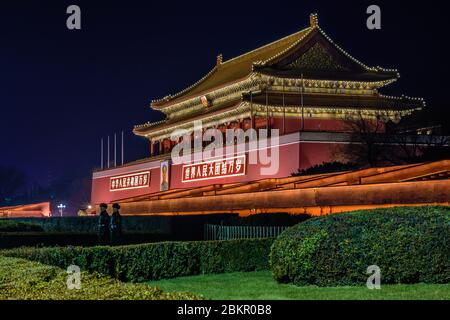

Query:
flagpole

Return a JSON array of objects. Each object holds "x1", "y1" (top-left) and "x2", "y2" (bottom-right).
[
  {"x1": 250, "y1": 91, "x2": 254, "y2": 140},
  {"x1": 265, "y1": 87, "x2": 269, "y2": 135},
  {"x1": 301, "y1": 73, "x2": 304, "y2": 131},
  {"x1": 282, "y1": 82, "x2": 286, "y2": 135},
  {"x1": 101, "y1": 138, "x2": 104, "y2": 170},
  {"x1": 121, "y1": 131, "x2": 124, "y2": 165},
  {"x1": 299, "y1": 74, "x2": 304, "y2": 170},
  {"x1": 107, "y1": 136, "x2": 110, "y2": 169}
]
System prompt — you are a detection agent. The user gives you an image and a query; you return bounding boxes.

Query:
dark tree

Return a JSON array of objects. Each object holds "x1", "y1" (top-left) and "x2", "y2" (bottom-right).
[
  {"x1": 0, "y1": 166, "x2": 26, "y2": 205},
  {"x1": 332, "y1": 111, "x2": 389, "y2": 167},
  {"x1": 333, "y1": 110, "x2": 450, "y2": 167},
  {"x1": 380, "y1": 133, "x2": 450, "y2": 164}
]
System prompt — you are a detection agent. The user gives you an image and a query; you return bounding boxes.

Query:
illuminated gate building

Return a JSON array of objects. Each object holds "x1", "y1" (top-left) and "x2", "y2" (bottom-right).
[{"x1": 91, "y1": 14, "x2": 434, "y2": 213}]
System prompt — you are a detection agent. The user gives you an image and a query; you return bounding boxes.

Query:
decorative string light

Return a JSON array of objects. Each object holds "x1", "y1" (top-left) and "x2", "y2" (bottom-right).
[{"x1": 137, "y1": 13, "x2": 425, "y2": 137}]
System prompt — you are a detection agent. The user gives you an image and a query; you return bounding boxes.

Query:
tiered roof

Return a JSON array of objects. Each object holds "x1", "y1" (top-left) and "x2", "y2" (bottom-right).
[
  {"x1": 150, "y1": 27, "x2": 311, "y2": 109},
  {"x1": 151, "y1": 13, "x2": 399, "y2": 110},
  {"x1": 134, "y1": 13, "x2": 424, "y2": 137}
]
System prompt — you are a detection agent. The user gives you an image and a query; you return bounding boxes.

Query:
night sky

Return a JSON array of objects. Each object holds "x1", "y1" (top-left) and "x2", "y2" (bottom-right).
[{"x1": 1, "y1": 0, "x2": 449, "y2": 188}]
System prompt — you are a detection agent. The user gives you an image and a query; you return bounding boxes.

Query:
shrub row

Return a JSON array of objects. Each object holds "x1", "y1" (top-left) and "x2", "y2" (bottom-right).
[
  {"x1": 270, "y1": 206, "x2": 450, "y2": 286},
  {"x1": 0, "y1": 220, "x2": 43, "y2": 232},
  {"x1": 0, "y1": 232, "x2": 173, "y2": 249},
  {"x1": 3, "y1": 238, "x2": 274, "y2": 282},
  {"x1": 0, "y1": 255, "x2": 201, "y2": 300},
  {"x1": 292, "y1": 161, "x2": 359, "y2": 176},
  {"x1": 6, "y1": 214, "x2": 234, "y2": 239},
  {"x1": 226, "y1": 213, "x2": 310, "y2": 226}
]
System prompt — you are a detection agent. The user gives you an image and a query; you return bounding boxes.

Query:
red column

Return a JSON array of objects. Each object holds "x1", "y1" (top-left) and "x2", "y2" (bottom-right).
[{"x1": 150, "y1": 142, "x2": 154, "y2": 157}]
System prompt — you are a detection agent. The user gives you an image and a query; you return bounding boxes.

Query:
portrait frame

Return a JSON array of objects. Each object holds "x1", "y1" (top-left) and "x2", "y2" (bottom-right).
[{"x1": 160, "y1": 160, "x2": 170, "y2": 191}]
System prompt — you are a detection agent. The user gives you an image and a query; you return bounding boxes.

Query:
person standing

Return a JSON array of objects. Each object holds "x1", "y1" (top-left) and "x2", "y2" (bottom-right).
[
  {"x1": 97, "y1": 203, "x2": 110, "y2": 245},
  {"x1": 110, "y1": 203, "x2": 122, "y2": 245}
]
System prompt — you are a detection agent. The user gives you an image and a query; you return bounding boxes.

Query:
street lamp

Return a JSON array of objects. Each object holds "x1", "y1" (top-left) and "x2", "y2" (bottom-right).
[{"x1": 57, "y1": 204, "x2": 66, "y2": 217}]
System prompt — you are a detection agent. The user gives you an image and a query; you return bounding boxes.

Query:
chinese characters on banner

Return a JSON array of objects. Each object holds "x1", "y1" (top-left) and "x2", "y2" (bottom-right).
[
  {"x1": 182, "y1": 155, "x2": 246, "y2": 183},
  {"x1": 110, "y1": 171, "x2": 150, "y2": 191}
]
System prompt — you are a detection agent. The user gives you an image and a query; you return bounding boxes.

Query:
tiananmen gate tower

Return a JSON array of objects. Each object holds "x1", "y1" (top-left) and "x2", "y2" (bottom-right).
[{"x1": 91, "y1": 14, "x2": 449, "y2": 216}]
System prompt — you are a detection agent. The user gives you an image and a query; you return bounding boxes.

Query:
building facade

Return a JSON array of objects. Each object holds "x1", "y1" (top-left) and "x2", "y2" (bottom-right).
[{"x1": 91, "y1": 14, "x2": 424, "y2": 206}]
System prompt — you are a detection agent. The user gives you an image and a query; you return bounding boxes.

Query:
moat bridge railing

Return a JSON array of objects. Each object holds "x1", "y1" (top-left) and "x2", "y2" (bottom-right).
[{"x1": 204, "y1": 224, "x2": 289, "y2": 241}]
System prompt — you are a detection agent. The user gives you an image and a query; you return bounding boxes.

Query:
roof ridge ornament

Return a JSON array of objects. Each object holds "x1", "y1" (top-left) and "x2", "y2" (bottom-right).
[
  {"x1": 216, "y1": 54, "x2": 223, "y2": 67},
  {"x1": 310, "y1": 13, "x2": 319, "y2": 28}
]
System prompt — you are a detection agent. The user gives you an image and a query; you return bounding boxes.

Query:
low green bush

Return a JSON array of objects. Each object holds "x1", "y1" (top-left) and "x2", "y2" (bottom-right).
[
  {"x1": 292, "y1": 161, "x2": 359, "y2": 176},
  {"x1": 3, "y1": 238, "x2": 273, "y2": 282},
  {"x1": 0, "y1": 255, "x2": 201, "y2": 300},
  {"x1": 226, "y1": 213, "x2": 310, "y2": 226},
  {"x1": 0, "y1": 232, "x2": 173, "y2": 249},
  {"x1": 0, "y1": 220, "x2": 43, "y2": 232},
  {"x1": 270, "y1": 206, "x2": 450, "y2": 286}
]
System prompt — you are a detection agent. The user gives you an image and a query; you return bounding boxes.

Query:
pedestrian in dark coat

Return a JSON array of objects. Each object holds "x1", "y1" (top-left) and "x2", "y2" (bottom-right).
[
  {"x1": 97, "y1": 203, "x2": 110, "y2": 245},
  {"x1": 110, "y1": 203, "x2": 122, "y2": 245}
]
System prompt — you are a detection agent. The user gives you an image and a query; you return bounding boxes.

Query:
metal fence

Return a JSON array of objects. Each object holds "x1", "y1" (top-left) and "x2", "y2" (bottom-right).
[{"x1": 204, "y1": 224, "x2": 289, "y2": 240}]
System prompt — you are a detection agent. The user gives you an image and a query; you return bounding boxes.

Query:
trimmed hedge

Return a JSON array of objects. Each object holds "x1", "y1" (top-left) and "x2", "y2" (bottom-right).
[
  {"x1": 0, "y1": 232, "x2": 173, "y2": 249},
  {"x1": 5, "y1": 214, "x2": 234, "y2": 240},
  {"x1": 226, "y1": 213, "x2": 310, "y2": 226},
  {"x1": 292, "y1": 161, "x2": 359, "y2": 176},
  {"x1": 0, "y1": 256, "x2": 201, "y2": 300},
  {"x1": 270, "y1": 206, "x2": 450, "y2": 286},
  {"x1": 0, "y1": 220, "x2": 43, "y2": 232},
  {"x1": 3, "y1": 238, "x2": 274, "y2": 282}
]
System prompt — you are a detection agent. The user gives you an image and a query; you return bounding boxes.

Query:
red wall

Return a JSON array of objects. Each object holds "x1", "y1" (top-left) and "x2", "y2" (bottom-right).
[
  {"x1": 91, "y1": 137, "x2": 338, "y2": 205},
  {"x1": 269, "y1": 117, "x2": 385, "y2": 134},
  {"x1": 271, "y1": 118, "x2": 350, "y2": 133}
]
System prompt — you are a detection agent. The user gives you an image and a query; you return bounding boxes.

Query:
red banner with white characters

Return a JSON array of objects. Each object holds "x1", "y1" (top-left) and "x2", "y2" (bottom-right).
[
  {"x1": 182, "y1": 155, "x2": 246, "y2": 183},
  {"x1": 110, "y1": 171, "x2": 150, "y2": 191}
]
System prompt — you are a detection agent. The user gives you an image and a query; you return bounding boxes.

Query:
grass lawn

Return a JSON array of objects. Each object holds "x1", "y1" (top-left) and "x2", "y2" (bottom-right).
[
  {"x1": 147, "y1": 271, "x2": 450, "y2": 300},
  {"x1": 0, "y1": 256, "x2": 202, "y2": 300}
]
